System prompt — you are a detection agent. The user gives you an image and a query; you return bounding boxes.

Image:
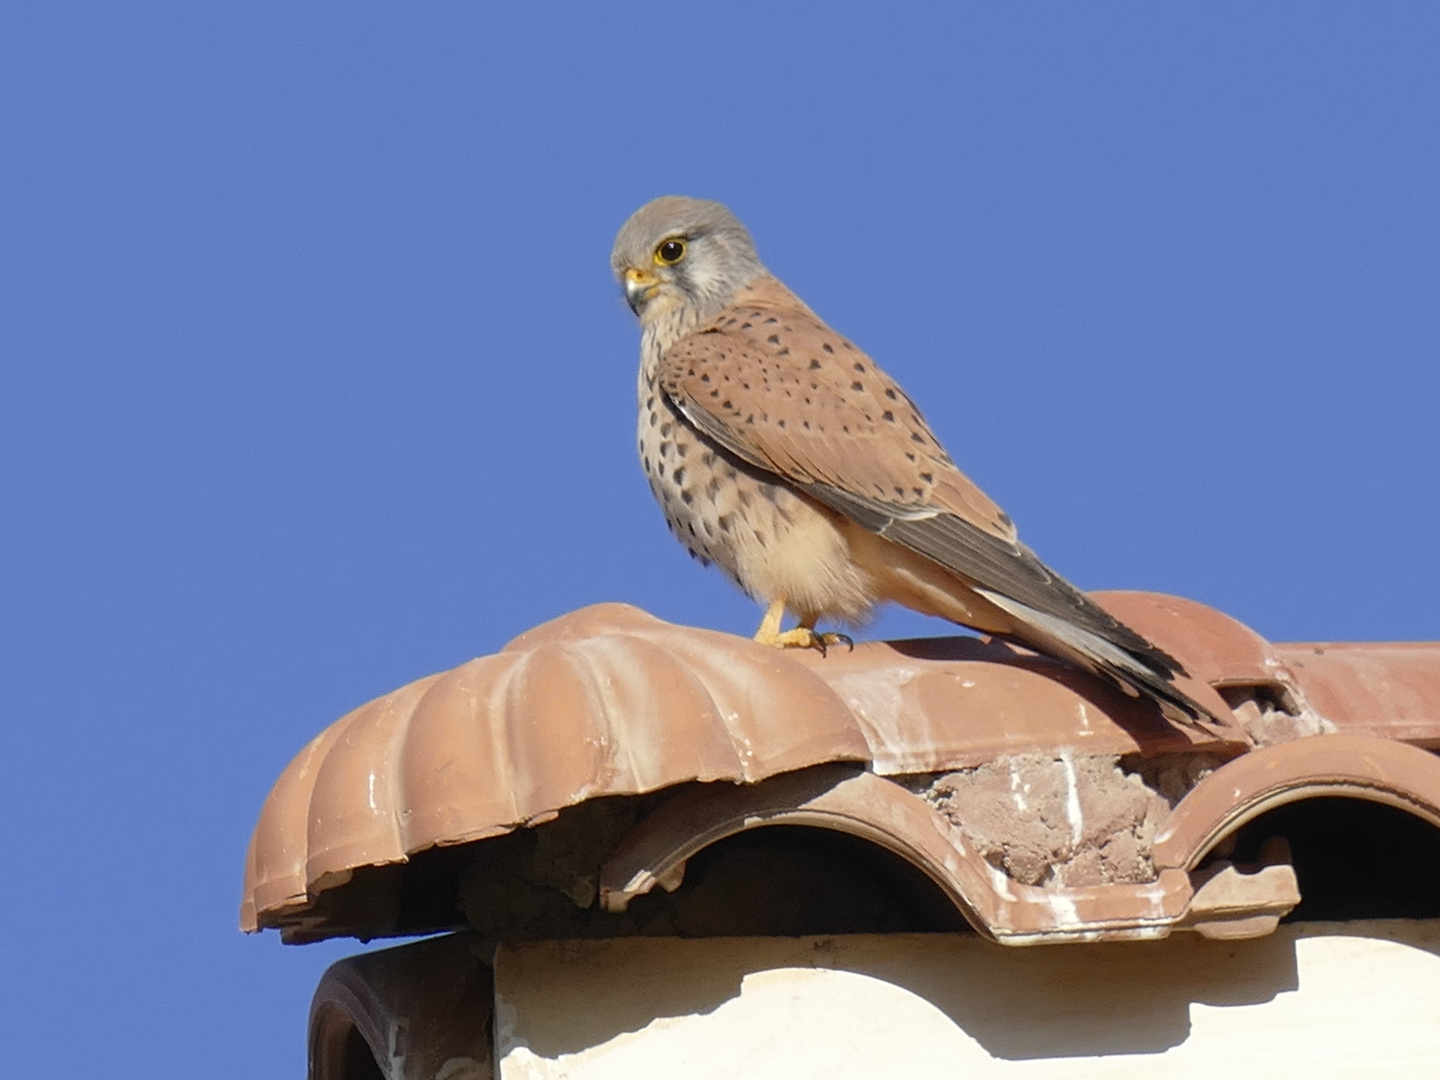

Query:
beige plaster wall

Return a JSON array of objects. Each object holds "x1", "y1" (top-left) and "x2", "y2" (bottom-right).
[{"x1": 494, "y1": 923, "x2": 1440, "y2": 1078}]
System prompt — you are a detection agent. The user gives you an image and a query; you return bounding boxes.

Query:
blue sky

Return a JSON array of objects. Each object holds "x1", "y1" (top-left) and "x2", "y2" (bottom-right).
[{"x1": 3, "y1": 4, "x2": 1438, "y2": 1075}]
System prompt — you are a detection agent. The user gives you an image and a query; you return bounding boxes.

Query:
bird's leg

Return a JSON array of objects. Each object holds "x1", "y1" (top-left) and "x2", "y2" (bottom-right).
[
  {"x1": 752, "y1": 598, "x2": 789, "y2": 645},
  {"x1": 753, "y1": 600, "x2": 854, "y2": 656}
]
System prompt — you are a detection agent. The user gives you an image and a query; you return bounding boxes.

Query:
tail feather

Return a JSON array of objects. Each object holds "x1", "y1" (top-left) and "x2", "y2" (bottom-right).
[{"x1": 974, "y1": 588, "x2": 1220, "y2": 727}]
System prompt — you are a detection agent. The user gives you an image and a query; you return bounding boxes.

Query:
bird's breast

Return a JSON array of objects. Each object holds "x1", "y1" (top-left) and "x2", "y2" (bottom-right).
[{"x1": 636, "y1": 351, "x2": 878, "y2": 623}]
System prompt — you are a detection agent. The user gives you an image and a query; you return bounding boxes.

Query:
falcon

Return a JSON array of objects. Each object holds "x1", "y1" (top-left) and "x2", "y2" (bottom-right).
[{"x1": 612, "y1": 195, "x2": 1213, "y2": 725}]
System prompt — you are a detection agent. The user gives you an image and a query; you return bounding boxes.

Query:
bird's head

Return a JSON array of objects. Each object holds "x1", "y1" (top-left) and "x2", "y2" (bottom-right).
[{"x1": 610, "y1": 196, "x2": 766, "y2": 328}]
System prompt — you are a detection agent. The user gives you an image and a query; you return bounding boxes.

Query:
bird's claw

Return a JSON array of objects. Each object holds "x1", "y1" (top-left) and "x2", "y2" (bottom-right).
[{"x1": 759, "y1": 627, "x2": 854, "y2": 657}]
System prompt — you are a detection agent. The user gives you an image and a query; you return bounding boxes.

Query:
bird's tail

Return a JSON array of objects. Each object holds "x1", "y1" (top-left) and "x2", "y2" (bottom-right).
[{"x1": 973, "y1": 588, "x2": 1221, "y2": 728}]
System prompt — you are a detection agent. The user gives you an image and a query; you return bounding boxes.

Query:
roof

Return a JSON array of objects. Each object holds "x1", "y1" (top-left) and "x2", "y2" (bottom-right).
[{"x1": 241, "y1": 591, "x2": 1440, "y2": 945}]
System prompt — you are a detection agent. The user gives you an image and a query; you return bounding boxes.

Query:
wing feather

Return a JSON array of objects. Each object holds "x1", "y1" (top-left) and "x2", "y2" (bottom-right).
[{"x1": 657, "y1": 276, "x2": 1206, "y2": 718}]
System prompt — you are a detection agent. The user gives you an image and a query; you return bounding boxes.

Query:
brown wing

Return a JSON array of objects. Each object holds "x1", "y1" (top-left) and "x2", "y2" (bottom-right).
[
  {"x1": 658, "y1": 276, "x2": 1191, "y2": 689},
  {"x1": 659, "y1": 277, "x2": 1015, "y2": 537}
]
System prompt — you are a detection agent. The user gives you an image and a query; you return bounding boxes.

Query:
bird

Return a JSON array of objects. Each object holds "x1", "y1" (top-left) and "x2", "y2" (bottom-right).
[{"x1": 611, "y1": 195, "x2": 1216, "y2": 726}]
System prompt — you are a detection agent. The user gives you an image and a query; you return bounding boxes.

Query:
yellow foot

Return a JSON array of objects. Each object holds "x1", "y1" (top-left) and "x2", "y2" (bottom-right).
[
  {"x1": 751, "y1": 599, "x2": 853, "y2": 656},
  {"x1": 771, "y1": 627, "x2": 853, "y2": 656}
]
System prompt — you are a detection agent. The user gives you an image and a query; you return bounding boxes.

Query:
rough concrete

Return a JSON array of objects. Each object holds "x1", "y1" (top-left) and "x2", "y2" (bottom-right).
[
  {"x1": 924, "y1": 753, "x2": 1175, "y2": 887},
  {"x1": 1218, "y1": 683, "x2": 1337, "y2": 747},
  {"x1": 457, "y1": 792, "x2": 963, "y2": 946},
  {"x1": 457, "y1": 796, "x2": 661, "y2": 946},
  {"x1": 1125, "y1": 751, "x2": 1229, "y2": 808}
]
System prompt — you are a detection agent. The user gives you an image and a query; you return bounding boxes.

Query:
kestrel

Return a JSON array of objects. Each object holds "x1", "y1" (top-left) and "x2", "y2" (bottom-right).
[{"x1": 612, "y1": 195, "x2": 1214, "y2": 725}]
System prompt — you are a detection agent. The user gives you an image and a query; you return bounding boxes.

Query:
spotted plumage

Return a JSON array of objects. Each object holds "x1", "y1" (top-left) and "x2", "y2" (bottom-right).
[{"x1": 612, "y1": 195, "x2": 1216, "y2": 726}]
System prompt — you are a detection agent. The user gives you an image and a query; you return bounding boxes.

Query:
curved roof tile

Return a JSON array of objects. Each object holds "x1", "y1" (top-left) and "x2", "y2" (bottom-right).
[{"x1": 242, "y1": 595, "x2": 1440, "y2": 942}]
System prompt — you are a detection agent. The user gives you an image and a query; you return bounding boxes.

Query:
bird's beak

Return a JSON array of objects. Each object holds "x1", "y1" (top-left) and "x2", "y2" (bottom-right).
[{"x1": 623, "y1": 267, "x2": 661, "y2": 315}]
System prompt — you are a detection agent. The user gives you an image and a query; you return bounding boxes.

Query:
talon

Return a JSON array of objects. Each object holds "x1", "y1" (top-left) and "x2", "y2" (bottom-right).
[
  {"x1": 752, "y1": 602, "x2": 854, "y2": 656},
  {"x1": 756, "y1": 627, "x2": 853, "y2": 657},
  {"x1": 766, "y1": 627, "x2": 828, "y2": 652}
]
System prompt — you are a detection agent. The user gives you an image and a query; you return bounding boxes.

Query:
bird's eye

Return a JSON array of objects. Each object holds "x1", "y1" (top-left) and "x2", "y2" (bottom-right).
[{"x1": 654, "y1": 238, "x2": 687, "y2": 265}]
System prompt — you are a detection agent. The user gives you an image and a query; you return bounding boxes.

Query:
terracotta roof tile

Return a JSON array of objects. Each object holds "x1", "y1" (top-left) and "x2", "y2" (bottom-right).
[{"x1": 241, "y1": 594, "x2": 1440, "y2": 945}]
